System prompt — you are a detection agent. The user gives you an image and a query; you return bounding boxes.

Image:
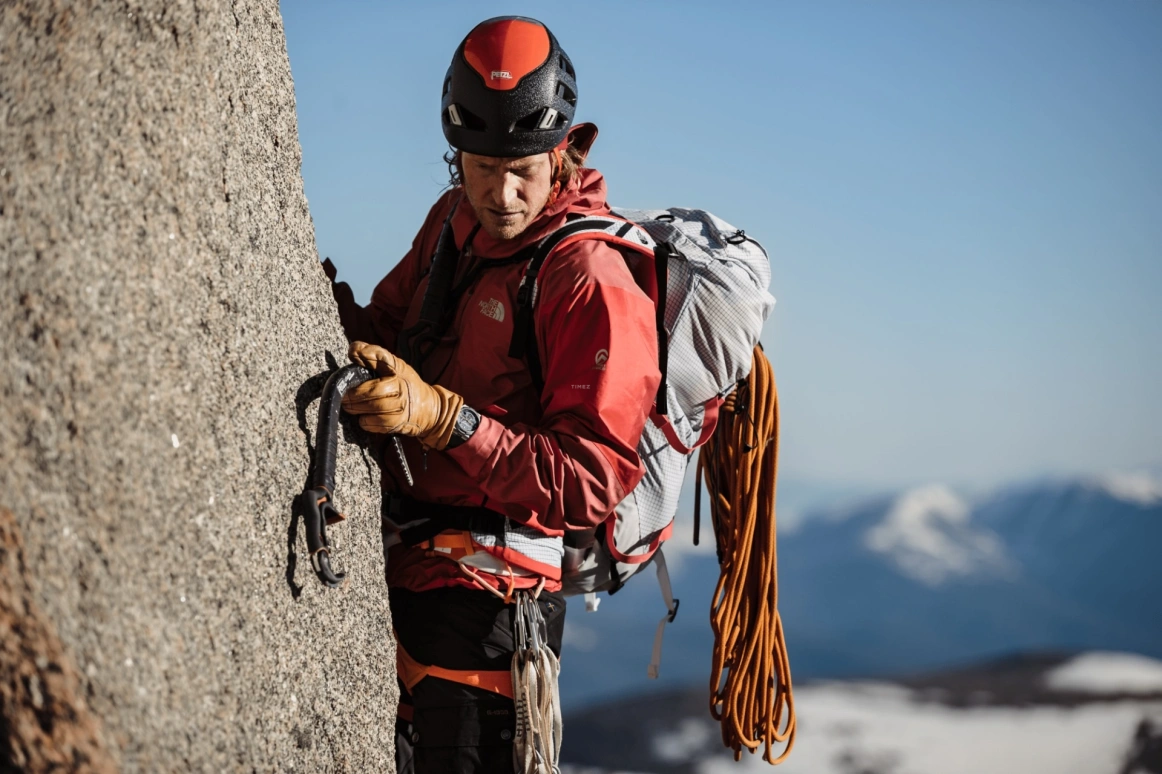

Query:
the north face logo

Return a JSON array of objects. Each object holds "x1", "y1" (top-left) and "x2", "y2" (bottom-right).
[{"x1": 478, "y1": 298, "x2": 505, "y2": 322}]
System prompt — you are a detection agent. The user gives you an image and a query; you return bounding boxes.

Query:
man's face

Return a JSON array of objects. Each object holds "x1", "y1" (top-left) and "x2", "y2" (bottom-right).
[{"x1": 461, "y1": 152, "x2": 554, "y2": 241}]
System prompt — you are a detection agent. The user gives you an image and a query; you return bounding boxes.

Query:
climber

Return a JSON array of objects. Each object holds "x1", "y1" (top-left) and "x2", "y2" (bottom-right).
[{"x1": 324, "y1": 15, "x2": 661, "y2": 774}]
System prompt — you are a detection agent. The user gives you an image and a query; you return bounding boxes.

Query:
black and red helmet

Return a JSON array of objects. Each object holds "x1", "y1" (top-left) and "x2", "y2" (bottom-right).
[{"x1": 441, "y1": 16, "x2": 577, "y2": 157}]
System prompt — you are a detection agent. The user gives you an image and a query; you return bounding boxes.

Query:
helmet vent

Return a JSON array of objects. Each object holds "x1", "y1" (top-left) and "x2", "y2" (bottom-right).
[
  {"x1": 536, "y1": 108, "x2": 559, "y2": 130},
  {"x1": 445, "y1": 104, "x2": 486, "y2": 131},
  {"x1": 513, "y1": 107, "x2": 567, "y2": 133},
  {"x1": 559, "y1": 54, "x2": 575, "y2": 79},
  {"x1": 556, "y1": 83, "x2": 577, "y2": 107}
]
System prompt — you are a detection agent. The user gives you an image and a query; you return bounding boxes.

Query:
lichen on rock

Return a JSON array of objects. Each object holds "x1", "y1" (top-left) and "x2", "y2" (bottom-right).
[{"x1": 0, "y1": 507, "x2": 116, "y2": 773}]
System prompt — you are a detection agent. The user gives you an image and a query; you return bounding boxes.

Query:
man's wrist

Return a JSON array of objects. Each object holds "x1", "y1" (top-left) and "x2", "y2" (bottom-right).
[{"x1": 446, "y1": 405, "x2": 481, "y2": 449}]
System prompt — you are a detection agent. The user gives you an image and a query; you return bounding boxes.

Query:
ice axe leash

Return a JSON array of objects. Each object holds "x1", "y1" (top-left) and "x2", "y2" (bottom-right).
[{"x1": 301, "y1": 363, "x2": 413, "y2": 588}]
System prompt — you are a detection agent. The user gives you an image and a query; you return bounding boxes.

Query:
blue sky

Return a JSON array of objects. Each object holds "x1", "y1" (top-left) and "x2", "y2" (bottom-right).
[{"x1": 283, "y1": 1, "x2": 1161, "y2": 492}]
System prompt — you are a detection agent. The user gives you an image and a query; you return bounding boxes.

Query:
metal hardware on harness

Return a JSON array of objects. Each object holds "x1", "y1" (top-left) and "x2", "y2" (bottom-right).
[{"x1": 511, "y1": 587, "x2": 562, "y2": 774}]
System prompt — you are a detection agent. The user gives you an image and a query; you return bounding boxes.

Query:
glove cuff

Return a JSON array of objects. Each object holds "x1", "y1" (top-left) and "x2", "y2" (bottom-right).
[{"x1": 421, "y1": 385, "x2": 466, "y2": 451}]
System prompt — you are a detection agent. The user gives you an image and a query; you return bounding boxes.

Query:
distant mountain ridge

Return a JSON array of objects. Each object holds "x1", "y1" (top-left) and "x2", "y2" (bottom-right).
[{"x1": 558, "y1": 473, "x2": 1162, "y2": 709}]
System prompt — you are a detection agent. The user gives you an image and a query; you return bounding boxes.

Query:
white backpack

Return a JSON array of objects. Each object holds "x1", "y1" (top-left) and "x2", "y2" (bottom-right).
[{"x1": 507, "y1": 207, "x2": 774, "y2": 673}]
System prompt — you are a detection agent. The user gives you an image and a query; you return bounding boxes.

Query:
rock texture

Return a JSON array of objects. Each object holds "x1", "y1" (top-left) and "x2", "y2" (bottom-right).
[
  {"x1": 0, "y1": 2, "x2": 396, "y2": 771},
  {"x1": 0, "y1": 507, "x2": 116, "y2": 773}
]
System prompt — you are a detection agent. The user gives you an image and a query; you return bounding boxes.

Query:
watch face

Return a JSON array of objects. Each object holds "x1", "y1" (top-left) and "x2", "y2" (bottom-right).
[{"x1": 452, "y1": 406, "x2": 481, "y2": 447}]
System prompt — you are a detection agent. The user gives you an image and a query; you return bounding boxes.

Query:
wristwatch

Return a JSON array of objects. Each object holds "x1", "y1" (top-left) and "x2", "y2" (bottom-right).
[{"x1": 446, "y1": 405, "x2": 481, "y2": 449}]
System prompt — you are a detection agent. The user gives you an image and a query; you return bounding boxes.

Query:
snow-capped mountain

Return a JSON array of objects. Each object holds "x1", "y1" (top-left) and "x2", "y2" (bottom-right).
[
  {"x1": 862, "y1": 484, "x2": 1015, "y2": 585},
  {"x1": 557, "y1": 473, "x2": 1162, "y2": 710}
]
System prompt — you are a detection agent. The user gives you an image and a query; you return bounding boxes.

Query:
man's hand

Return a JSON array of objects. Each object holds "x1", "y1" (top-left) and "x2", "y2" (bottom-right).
[{"x1": 341, "y1": 342, "x2": 465, "y2": 451}]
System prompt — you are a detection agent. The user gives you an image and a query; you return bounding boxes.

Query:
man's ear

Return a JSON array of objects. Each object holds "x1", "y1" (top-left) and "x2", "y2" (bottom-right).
[{"x1": 566, "y1": 123, "x2": 599, "y2": 162}]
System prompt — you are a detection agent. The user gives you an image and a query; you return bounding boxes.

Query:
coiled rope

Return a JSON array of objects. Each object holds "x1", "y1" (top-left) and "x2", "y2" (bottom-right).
[{"x1": 697, "y1": 346, "x2": 796, "y2": 764}]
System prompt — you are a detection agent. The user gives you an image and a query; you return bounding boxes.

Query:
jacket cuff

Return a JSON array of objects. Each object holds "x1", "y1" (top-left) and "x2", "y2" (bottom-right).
[{"x1": 445, "y1": 413, "x2": 504, "y2": 477}]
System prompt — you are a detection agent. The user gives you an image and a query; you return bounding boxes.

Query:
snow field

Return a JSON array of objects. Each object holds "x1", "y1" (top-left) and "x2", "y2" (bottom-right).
[{"x1": 692, "y1": 682, "x2": 1162, "y2": 774}]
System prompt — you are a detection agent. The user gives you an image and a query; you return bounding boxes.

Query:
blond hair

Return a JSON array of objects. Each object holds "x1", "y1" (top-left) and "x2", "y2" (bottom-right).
[{"x1": 443, "y1": 144, "x2": 586, "y2": 190}]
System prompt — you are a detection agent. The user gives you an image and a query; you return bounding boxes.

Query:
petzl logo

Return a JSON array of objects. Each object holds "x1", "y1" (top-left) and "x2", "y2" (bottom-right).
[
  {"x1": 594, "y1": 349, "x2": 609, "y2": 371},
  {"x1": 491, "y1": 70, "x2": 513, "y2": 80}
]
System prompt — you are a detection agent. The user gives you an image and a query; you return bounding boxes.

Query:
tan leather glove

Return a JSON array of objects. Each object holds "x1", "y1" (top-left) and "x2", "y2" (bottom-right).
[{"x1": 341, "y1": 342, "x2": 465, "y2": 451}]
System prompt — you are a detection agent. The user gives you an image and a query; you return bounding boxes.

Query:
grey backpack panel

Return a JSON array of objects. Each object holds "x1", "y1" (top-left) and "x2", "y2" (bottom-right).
[
  {"x1": 614, "y1": 207, "x2": 774, "y2": 429},
  {"x1": 560, "y1": 208, "x2": 774, "y2": 596}
]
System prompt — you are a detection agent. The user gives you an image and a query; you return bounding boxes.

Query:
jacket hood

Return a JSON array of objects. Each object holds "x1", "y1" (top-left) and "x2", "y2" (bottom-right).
[{"x1": 450, "y1": 166, "x2": 611, "y2": 258}]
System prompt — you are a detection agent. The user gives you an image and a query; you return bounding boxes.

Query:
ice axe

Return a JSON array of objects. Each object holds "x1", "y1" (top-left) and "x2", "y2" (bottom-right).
[{"x1": 300, "y1": 363, "x2": 413, "y2": 588}]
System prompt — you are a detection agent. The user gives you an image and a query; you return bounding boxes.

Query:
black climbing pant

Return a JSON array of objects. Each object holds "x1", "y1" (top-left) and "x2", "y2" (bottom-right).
[{"x1": 391, "y1": 586, "x2": 566, "y2": 774}]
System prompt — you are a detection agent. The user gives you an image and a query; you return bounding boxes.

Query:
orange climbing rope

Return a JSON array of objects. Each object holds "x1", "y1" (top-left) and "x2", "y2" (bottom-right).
[{"x1": 697, "y1": 346, "x2": 796, "y2": 764}]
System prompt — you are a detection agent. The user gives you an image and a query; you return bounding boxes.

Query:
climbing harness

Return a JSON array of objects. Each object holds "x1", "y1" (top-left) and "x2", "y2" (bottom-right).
[
  {"x1": 391, "y1": 582, "x2": 564, "y2": 774},
  {"x1": 456, "y1": 574, "x2": 563, "y2": 773},
  {"x1": 301, "y1": 362, "x2": 412, "y2": 588},
  {"x1": 395, "y1": 638, "x2": 514, "y2": 700},
  {"x1": 698, "y1": 346, "x2": 796, "y2": 764}
]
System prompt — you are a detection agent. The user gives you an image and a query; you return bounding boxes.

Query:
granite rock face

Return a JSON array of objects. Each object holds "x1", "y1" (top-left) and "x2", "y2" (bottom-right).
[{"x1": 0, "y1": 2, "x2": 396, "y2": 771}]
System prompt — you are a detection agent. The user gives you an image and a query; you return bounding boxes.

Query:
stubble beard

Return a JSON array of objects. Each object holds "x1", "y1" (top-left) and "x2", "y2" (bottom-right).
[
  {"x1": 485, "y1": 214, "x2": 528, "y2": 241},
  {"x1": 466, "y1": 185, "x2": 551, "y2": 242}
]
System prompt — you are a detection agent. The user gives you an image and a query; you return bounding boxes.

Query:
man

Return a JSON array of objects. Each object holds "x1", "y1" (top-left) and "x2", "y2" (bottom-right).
[{"x1": 326, "y1": 15, "x2": 660, "y2": 774}]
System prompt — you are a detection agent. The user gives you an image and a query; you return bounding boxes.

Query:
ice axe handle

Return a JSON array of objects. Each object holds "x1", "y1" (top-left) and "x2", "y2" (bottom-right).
[
  {"x1": 300, "y1": 363, "x2": 372, "y2": 588},
  {"x1": 313, "y1": 364, "x2": 373, "y2": 493}
]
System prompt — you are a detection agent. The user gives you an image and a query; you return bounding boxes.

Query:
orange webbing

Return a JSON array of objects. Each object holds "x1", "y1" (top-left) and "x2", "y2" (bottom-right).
[
  {"x1": 395, "y1": 637, "x2": 514, "y2": 700},
  {"x1": 426, "y1": 531, "x2": 477, "y2": 563},
  {"x1": 697, "y1": 347, "x2": 796, "y2": 764}
]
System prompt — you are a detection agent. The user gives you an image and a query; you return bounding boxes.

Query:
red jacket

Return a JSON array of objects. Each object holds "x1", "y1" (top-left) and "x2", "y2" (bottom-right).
[{"x1": 346, "y1": 167, "x2": 661, "y2": 593}]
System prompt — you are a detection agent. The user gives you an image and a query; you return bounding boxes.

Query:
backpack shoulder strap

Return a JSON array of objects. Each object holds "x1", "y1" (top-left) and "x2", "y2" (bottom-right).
[
  {"x1": 507, "y1": 216, "x2": 663, "y2": 398},
  {"x1": 397, "y1": 196, "x2": 482, "y2": 368},
  {"x1": 399, "y1": 201, "x2": 534, "y2": 372}
]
